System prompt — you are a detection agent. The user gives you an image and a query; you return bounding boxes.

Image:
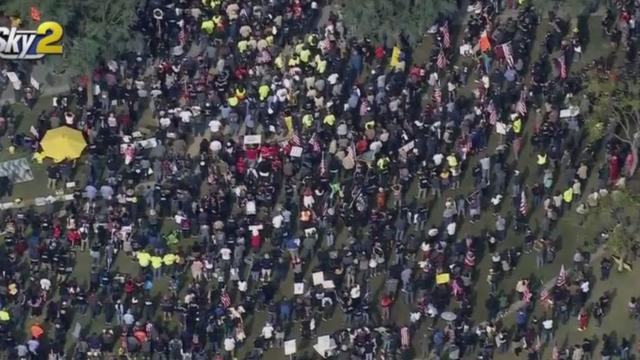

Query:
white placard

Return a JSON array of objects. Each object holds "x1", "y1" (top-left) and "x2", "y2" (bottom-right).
[
  {"x1": 312, "y1": 272, "x2": 324, "y2": 286},
  {"x1": 0, "y1": 202, "x2": 14, "y2": 209},
  {"x1": 322, "y1": 280, "x2": 335, "y2": 289},
  {"x1": 120, "y1": 138, "x2": 157, "y2": 152},
  {"x1": 243, "y1": 135, "x2": 262, "y2": 145},
  {"x1": 30, "y1": 77, "x2": 40, "y2": 90},
  {"x1": 304, "y1": 227, "x2": 316, "y2": 236},
  {"x1": 66, "y1": 182, "x2": 76, "y2": 189},
  {"x1": 284, "y1": 339, "x2": 297, "y2": 356},
  {"x1": 294, "y1": 282, "x2": 304, "y2": 295},
  {"x1": 400, "y1": 141, "x2": 415, "y2": 153},
  {"x1": 495, "y1": 122, "x2": 508, "y2": 135},
  {"x1": 6, "y1": 72, "x2": 19, "y2": 83},
  {"x1": 560, "y1": 106, "x2": 580, "y2": 118},
  {"x1": 314, "y1": 336, "x2": 336, "y2": 358},
  {"x1": 248, "y1": 224, "x2": 264, "y2": 231},
  {"x1": 317, "y1": 335, "x2": 331, "y2": 350},
  {"x1": 459, "y1": 44, "x2": 472, "y2": 56},
  {"x1": 290, "y1": 146, "x2": 303, "y2": 157}
]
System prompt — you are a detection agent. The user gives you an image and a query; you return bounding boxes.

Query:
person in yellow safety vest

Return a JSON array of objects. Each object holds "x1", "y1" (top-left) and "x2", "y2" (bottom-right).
[
  {"x1": 513, "y1": 117, "x2": 522, "y2": 135},
  {"x1": 212, "y1": 15, "x2": 223, "y2": 28},
  {"x1": 302, "y1": 113, "x2": 313, "y2": 128},
  {"x1": 275, "y1": 55, "x2": 285, "y2": 70},
  {"x1": 163, "y1": 253, "x2": 176, "y2": 266},
  {"x1": 377, "y1": 156, "x2": 390, "y2": 171},
  {"x1": 300, "y1": 47, "x2": 311, "y2": 63},
  {"x1": 537, "y1": 152, "x2": 547, "y2": 167},
  {"x1": 284, "y1": 114, "x2": 293, "y2": 134},
  {"x1": 163, "y1": 253, "x2": 176, "y2": 275},
  {"x1": 235, "y1": 87, "x2": 246, "y2": 101},
  {"x1": 307, "y1": 34, "x2": 318, "y2": 47},
  {"x1": 323, "y1": 113, "x2": 336, "y2": 127},
  {"x1": 259, "y1": 84, "x2": 270, "y2": 101},
  {"x1": 228, "y1": 96, "x2": 239, "y2": 107},
  {"x1": 238, "y1": 39, "x2": 249, "y2": 53},
  {"x1": 0, "y1": 309, "x2": 9, "y2": 322},
  {"x1": 447, "y1": 154, "x2": 458, "y2": 168},
  {"x1": 315, "y1": 56, "x2": 327, "y2": 74},
  {"x1": 365, "y1": 120, "x2": 375, "y2": 130},
  {"x1": 137, "y1": 251, "x2": 151, "y2": 268},
  {"x1": 151, "y1": 255, "x2": 163, "y2": 276},
  {"x1": 563, "y1": 187, "x2": 573, "y2": 204},
  {"x1": 201, "y1": 20, "x2": 215, "y2": 35},
  {"x1": 288, "y1": 55, "x2": 300, "y2": 67},
  {"x1": 536, "y1": 152, "x2": 547, "y2": 175}
]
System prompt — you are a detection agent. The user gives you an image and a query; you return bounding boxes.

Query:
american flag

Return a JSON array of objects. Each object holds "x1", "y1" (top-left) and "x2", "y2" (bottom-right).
[
  {"x1": 555, "y1": 264, "x2": 567, "y2": 287},
  {"x1": 347, "y1": 143, "x2": 356, "y2": 160},
  {"x1": 436, "y1": 50, "x2": 447, "y2": 69},
  {"x1": 519, "y1": 189, "x2": 528, "y2": 216},
  {"x1": 220, "y1": 291, "x2": 231, "y2": 308},
  {"x1": 487, "y1": 101, "x2": 498, "y2": 125},
  {"x1": 523, "y1": 285, "x2": 532, "y2": 303},
  {"x1": 310, "y1": 134, "x2": 321, "y2": 153},
  {"x1": 439, "y1": 22, "x2": 451, "y2": 49},
  {"x1": 178, "y1": 28, "x2": 187, "y2": 46},
  {"x1": 556, "y1": 54, "x2": 567, "y2": 79},
  {"x1": 539, "y1": 287, "x2": 551, "y2": 303},
  {"x1": 319, "y1": 152, "x2": 326, "y2": 176},
  {"x1": 516, "y1": 87, "x2": 527, "y2": 116},
  {"x1": 291, "y1": 132, "x2": 302, "y2": 146},
  {"x1": 400, "y1": 327, "x2": 410, "y2": 349},
  {"x1": 500, "y1": 42, "x2": 514, "y2": 68}
]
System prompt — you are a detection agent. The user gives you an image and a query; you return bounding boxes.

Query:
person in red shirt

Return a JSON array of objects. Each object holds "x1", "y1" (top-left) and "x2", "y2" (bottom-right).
[
  {"x1": 250, "y1": 230, "x2": 262, "y2": 250},
  {"x1": 67, "y1": 229, "x2": 81, "y2": 248}
]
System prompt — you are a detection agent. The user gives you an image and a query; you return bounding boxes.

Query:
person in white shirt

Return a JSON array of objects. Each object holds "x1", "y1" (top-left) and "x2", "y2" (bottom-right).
[
  {"x1": 432, "y1": 153, "x2": 444, "y2": 166},
  {"x1": 179, "y1": 108, "x2": 192, "y2": 123},
  {"x1": 542, "y1": 318, "x2": 554, "y2": 343},
  {"x1": 261, "y1": 322, "x2": 274, "y2": 346},
  {"x1": 272, "y1": 214, "x2": 283, "y2": 229},
  {"x1": 224, "y1": 336, "x2": 236, "y2": 354},
  {"x1": 208, "y1": 118, "x2": 223, "y2": 133},
  {"x1": 220, "y1": 247, "x2": 232, "y2": 261}
]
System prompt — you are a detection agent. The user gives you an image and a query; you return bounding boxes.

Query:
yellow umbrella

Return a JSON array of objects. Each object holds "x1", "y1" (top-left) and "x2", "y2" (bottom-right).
[{"x1": 40, "y1": 126, "x2": 87, "y2": 162}]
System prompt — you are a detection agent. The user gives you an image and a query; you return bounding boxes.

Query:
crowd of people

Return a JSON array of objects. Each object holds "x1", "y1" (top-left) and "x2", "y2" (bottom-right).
[{"x1": 0, "y1": 0, "x2": 638, "y2": 359}]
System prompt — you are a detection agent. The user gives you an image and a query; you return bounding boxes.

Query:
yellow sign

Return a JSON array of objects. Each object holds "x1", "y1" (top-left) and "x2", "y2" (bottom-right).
[
  {"x1": 390, "y1": 46, "x2": 401, "y2": 69},
  {"x1": 436, "y1": 273, "x2": 450, "y2": 285}
]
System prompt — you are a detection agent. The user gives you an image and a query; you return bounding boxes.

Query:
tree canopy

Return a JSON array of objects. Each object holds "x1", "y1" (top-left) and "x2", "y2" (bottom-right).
[
  {"x1": 584, "y1": 73, "x2": 640, "y2": 174},
  {"x1": 3, "y1": 0, "x2": 140, "y2": 73},
  {"x1": 582, "y1": 190, "x2": 640, "y2": 260},
  {"x1": 340, "y1": 0, "x2": 457, "y2": 44}
]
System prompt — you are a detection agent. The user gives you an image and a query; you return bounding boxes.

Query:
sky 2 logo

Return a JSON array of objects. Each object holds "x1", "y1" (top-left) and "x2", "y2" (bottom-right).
[{"x1": 0, "y1": 21, "x2": 63, "y2": 60}]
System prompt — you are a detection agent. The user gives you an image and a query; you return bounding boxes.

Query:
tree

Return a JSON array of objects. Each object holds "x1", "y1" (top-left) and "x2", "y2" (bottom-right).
[
  {"x1": 584, "y1": 73, "x2": 640, "y2": 175},
  {"x1": 583, "y1": 190, "x2": 640, "y2": 269},
  {"x1": 340, "y1": 0, "x2": 457, "y2": 44},
  {"x1": 3, "y1": 0, "x2": 140, "y2": 103}
]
